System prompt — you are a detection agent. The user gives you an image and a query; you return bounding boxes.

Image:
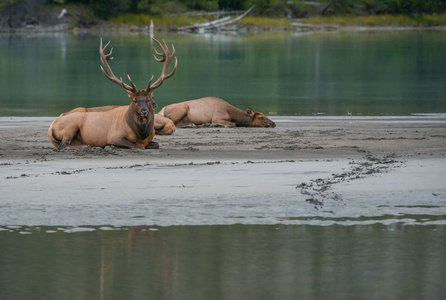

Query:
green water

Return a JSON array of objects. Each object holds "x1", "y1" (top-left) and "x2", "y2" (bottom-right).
[
  {"x1": 0, "y1": 31, "x2": 445, "y2": 116},
  {"x1": 1, "y1": 224, "x2": 445, "y2": 300}
]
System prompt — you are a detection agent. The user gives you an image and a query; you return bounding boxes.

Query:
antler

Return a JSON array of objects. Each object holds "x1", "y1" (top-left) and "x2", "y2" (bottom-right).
[
  {"x1": 99, "y1": 37, "x2": 177, "y2": 96},
  {"x1": 146, "y1": 38, "x2": 178, "y2": 92},
  {"x1": 99, "y1": 38, "x2": 138, "y2": 95}
]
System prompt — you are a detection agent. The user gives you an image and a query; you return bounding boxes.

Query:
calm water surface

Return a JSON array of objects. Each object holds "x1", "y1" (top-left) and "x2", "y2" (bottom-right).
[
  {"x1": 0, "y1": 31, "x2": 445, "y2": 116},
  {"x1": 1, "y1": 224, "x2": 445, "y2": 300},
  {"x1": 1, "y1": 31, "x2": 446, "y2": 299}
]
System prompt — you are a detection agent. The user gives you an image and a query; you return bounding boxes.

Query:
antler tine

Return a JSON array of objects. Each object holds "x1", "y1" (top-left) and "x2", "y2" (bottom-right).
[
  {"x1": 148, "y1": 37, "x2": 178, "y2": 92},
  {"x1": 168, "y1": 44, "x2": 176, "y2": 64},
  {"x1": 152, "y1": 38, "x2": 166, "y2": 62},
  {"x1": 146, "y1": 74, "x2": 155, "y2": 91},
  {"x1": 163, "y1": 56, "x2": 177, "y2": 80},
  {"x1": 127, "y1": 75, "x2": 138, "y2": 91},
  {"x1": 99, "y1": 38, "x2": 137, "y2": 94},
  {"x1": 102, "y1": 40, "x2": 113, "y2": 60}
]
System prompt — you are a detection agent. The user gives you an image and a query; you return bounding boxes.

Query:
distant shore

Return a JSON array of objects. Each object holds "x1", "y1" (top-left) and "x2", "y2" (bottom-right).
[
  {"x1": 2, "y1": 24, "x2": 445, "y2": 34},
  {"x1": 2, "y1": 16, "x2": 446, "y2": 34}
]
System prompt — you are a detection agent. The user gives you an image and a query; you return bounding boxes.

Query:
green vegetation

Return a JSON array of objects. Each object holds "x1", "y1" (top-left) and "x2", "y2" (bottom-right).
[
  {"x1": 240, "y1": 16, "x2": 294, "y2": 28},
  {"x1": 302, "y1": 13, "x2": 446, "y2": 27},
  {"x1": 110, "y1": 14, "x2": 206, "y2": 29},
  {"x1": 110, "y1": 14, "x2": 293, "y2": 30}
]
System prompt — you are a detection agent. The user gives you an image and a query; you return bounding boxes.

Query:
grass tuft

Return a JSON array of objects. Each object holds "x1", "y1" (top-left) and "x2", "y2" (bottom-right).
[
  {"x1": 110, "y1": 14, "x2": 207, "y2": 28},
  {"x1": 300, "y1": 14, "x2": 446, "y2": 27}
]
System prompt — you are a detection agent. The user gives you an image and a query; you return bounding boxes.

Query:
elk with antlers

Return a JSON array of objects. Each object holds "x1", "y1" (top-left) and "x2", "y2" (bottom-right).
[{"x1": 48, "y1": 37, "x2": 177, "y2": 149}]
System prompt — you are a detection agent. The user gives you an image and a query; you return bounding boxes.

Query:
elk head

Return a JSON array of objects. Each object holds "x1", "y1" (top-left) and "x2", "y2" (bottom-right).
[
  {"x1": 247, "y1": 107, "x2": 276, "y2": 128},
  {"x1": 99, "y1": 38, "x2": 177, "y2": 122}
]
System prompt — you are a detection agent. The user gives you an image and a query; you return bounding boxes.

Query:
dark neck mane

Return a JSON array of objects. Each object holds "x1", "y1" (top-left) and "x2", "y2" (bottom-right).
[{"x1": 228, "y1": 106, "x2": 252, "y2": 127}]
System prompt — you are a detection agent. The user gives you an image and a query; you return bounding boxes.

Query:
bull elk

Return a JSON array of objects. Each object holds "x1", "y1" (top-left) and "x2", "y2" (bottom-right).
[
  {"x1": 159, "y1": 97, "x2": 276, "y2": 128},
  {"x1": 60, "y1": 106, "x2": 176, "y2": 135},
  {"x1": 48, "y1": 37, "x2": 177, "y2": 149}
]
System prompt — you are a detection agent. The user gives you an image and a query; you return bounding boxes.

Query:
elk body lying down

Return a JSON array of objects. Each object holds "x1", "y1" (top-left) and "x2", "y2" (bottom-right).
[
  {"x1": 48, "y1": 38, "x2": 177, "y2": 149},
  {"x1": 59, "y1": 106, "x2": 176, "y2": 135},
  {"x1": 48, "y1": 106, "x2": 158, "y2": 149},
  {"x1": 159, "y1": 97, "x2": 276, "y2": 128}
]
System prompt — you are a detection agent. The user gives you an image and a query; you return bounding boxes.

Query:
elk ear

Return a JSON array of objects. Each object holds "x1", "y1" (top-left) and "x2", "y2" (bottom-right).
[
  {"x1": 126, "y1": 89, "x2": 136, "y2": 98},
  {"x1": 246, "y1": 107, "x2": 254, "y2": 116}
]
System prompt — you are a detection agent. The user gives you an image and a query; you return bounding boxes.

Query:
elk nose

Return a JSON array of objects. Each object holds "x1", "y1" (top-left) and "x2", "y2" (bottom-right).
[
  {"x1": 272, "y1": 122, "x2": 276, "y2": 128},
  {"x1": 141, "y1": 108, "x2": 148, "y2": 115}
]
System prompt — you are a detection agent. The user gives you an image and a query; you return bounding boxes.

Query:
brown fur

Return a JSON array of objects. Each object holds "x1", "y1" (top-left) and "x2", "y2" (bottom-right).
[
  {"x1": 60, "y1": 106, "x2": 176, "y2": 135},
  {"x1": 48, "y1": 101, "x2": 157, "y2": 149},
  {"x1": 159, "y1": 97, "x2": 276, "y2": 128}
]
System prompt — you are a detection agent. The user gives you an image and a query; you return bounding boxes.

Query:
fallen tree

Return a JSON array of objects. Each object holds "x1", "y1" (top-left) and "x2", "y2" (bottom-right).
[{"x1": 178, "y1": 5, "x2": 255, "y2": 32}]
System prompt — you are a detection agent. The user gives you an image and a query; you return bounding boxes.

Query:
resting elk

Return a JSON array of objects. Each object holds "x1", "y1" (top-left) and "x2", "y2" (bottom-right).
[
  {"x1": 158, "y1": 97, "x2": 276, "y2": 128},
  {"x1": 48, "y1": 37, "x2": 177, "y2": 149},
  {"x1": 60, "y1": 106, "x2": 176, "y2": 135}
]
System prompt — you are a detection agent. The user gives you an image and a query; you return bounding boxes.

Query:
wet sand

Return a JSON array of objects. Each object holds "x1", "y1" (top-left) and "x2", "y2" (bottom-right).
[{"x1": 0, "y1": 116, "x2": 445, "y2": 226}]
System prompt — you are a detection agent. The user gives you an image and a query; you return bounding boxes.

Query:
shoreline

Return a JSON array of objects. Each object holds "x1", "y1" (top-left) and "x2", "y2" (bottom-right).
[
  {"x1": 1, "y1": 22, "x2": 446, "y2": 34},
  {"x1": 1, "y1": 116, "x2": 445, "y2": 226}
]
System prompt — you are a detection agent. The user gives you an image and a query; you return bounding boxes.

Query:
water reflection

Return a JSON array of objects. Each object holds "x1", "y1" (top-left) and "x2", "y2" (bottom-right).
[
  {"x1": 1, "y1": 224, "x2": 445, "y2": 299},
  {"x1": 0, "y1": 31, "x2": 445, "y2": 116}
]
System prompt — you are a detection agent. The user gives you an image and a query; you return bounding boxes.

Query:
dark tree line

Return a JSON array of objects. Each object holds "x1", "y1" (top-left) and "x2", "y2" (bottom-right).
[
  {"x1": 1, "y1": 0, "x2": 445, "y2": 28},
  {"x1": 56, "y1": 0, "x2": 446, "y2": 17}
]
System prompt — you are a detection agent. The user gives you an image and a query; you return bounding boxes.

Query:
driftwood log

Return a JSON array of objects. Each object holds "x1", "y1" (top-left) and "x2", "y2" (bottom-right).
[{"x1": 178, "y1": 5, "x2": 255, "y2": 32}]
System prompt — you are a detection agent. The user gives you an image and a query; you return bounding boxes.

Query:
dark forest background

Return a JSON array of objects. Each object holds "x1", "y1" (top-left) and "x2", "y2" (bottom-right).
[{"x1": 1, "y1": 0, "x2": 446, "y2": 29}]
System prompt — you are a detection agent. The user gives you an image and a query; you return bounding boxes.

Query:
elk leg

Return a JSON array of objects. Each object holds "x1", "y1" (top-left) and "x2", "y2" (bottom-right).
[
  {"x1": 56, "y1": 129, "x2": 80, "y2": 149},
  {"x1": 164, "y1": 104, "x2": 197, "y2": 128},
  {"x1": 63, "y1": 145, "x2": 89, "y2": 150},
  {"x1": 145, "y1": 141, "x2": 159, "y2": 149},
  {"x1": 58, "y1": 139, "x2": 79, "y2": 150},
  {"x1": 214, "y1": 121, "x2": 236, "y2": 128},
  {"x1": 162, "y1": 104, "x2": 189, "y2": 125},
  {"x1": 57, "y1": 138, "x2": 72, "y2": 149},
  {"x1": 176, "y1": 122, "x2": 197, "y2": 128},
  {"x1": 110, "y1": 138, "x2": 138, "y2": 149}
]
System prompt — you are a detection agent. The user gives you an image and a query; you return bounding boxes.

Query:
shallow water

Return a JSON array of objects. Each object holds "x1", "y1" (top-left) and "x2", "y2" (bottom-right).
[
  {"x1": 1, "y1": 31, "x2": 445, "y2": 116},
  {"x1": 2, "y1": 147, "x2": 444, "y2": 298},
  {"x1": 1, "y1": 224, "x2": 445, "y2": 300}
]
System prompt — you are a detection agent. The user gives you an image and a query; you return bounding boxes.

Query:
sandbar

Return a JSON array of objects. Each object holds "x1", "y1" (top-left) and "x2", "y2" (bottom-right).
[{"x1": 0, "y1": 116, "x2": 445, "y2": 227}]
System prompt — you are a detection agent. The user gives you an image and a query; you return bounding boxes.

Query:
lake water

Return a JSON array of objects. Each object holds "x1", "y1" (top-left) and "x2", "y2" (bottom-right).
[
  {"x1": 1, "y1": 31, "x2": 446, "y2": 299},
  {"x1": 0, "y1": 31, "x2": 445, "y2": 116},
  {"x1": 1, "y1": 224, "x2": 445, "y2": 300}
]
